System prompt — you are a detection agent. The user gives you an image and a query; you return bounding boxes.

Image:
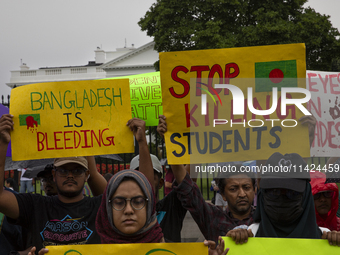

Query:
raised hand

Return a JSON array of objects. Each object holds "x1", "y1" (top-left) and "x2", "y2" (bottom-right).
[
  {"x1": 0, "y1": 114, "x2": 13, "y2": 144},
  {"x1": 156, "y1": 115, "x2": 167, "y2": 139}
]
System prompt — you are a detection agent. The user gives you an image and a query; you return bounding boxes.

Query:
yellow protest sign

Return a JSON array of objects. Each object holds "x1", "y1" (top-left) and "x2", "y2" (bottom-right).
[
  {"x1": 222, "y1": 237, "x2": 339, "y2": 255},
  {"x1": 47, "y1": 243, "x2": 207, "y2": 255},
  {"x1": 103, "y1": 72, "x2": 162, "y2": 126},
  {"x1": 160, "y1": 44, "x2": 310, "y2": 164},
  {"x1": 10, "y1": 79, "x2": 134, "y2": 160}
]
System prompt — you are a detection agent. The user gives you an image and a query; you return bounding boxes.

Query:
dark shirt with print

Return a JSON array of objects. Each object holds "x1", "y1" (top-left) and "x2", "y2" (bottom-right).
[{"x1": 8, "y1": 193, "x2": 102, "y2": 251}]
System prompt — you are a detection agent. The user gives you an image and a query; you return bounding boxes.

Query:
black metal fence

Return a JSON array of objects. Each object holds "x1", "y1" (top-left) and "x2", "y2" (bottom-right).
[{"x1": 1, "y1": 95, "x2": 10, "y2": 107}]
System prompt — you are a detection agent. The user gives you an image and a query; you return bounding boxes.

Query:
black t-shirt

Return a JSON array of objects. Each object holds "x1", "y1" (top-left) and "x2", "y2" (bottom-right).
[
  {"x1": 156, "y1": 190, "x2": 187, "y2": 242},
  {"x1": 8, "y1": 193, "x2": 102, "y2": 250}
]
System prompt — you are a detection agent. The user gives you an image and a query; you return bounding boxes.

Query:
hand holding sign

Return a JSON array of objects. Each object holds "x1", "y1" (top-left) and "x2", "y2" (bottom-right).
[
  {"x1": 204, "y1": 237, "x2": 229, "y2": 255},
  {"x1": 0, "y1": 114, "x2": 13, "y2": 145},
  {"x1": 322, "y1": 230, "x2": 340, "y2": 246},
  {"x1": 226, "y1": 228, "x2": 253, "y2": 244},
  {"x1": 126, "y1": 118, "x2": 147, "y2": 144}
]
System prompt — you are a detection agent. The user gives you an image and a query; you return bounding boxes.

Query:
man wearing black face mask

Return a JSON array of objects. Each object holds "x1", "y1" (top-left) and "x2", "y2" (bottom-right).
[{"x1": 227, "y1": 152, "x2": 340, "y2": 246}]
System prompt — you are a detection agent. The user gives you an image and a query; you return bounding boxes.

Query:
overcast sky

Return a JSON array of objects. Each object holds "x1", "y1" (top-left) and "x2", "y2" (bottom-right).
[{"x1": 1, "y1": 0, "x2": 339, "y2": 96}]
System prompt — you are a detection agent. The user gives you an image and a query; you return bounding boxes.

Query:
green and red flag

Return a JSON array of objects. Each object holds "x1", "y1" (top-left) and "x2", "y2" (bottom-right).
[
  {"x1": 255, "y1": 60, "x2": 297, "y2": 92},
  {"x1": 19, "y1": 114, "x2": 40, "y2": 127}
]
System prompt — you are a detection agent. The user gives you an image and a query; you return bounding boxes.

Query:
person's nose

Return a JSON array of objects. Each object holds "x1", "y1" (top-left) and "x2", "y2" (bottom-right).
[
  {"x1": 238, "y1": 188, "x2": 246, "y2": 198},
  {"x1": 319, "y1": 193, "x2": 326, "y2": 201},
  {"x1": 124, "y1": 200, "x2": 134, "y2": 214},
  {"x1": 65, "y1": 170, "x2": 75, "y2": 178}
]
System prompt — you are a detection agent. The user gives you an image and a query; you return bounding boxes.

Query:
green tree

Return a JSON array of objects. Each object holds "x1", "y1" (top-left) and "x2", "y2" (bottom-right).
[{"x1": 139, "y1": 0, "x2": 340, "y2": 71}]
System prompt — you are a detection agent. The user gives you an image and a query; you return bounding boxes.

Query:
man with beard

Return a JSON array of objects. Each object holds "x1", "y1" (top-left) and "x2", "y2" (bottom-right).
[
  {"x1": 0, "y1": 114, "x2": 146, "y2": 253},
  {"x1": 157, "y1": 115, "x2": 255, "y2": 243},
  {"x1": 172, "y1": 164, "x2": 255, "y2": 243}
]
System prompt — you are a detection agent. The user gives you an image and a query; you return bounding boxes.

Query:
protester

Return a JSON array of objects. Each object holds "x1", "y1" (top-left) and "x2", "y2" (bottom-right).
[
  {"x1": 5, "y1": 177, "x2": 19, "y2": 192},
  {"x1": 311, "y1": 172, "x2": 340, "y2": 231},
  {"x1": 227, "y1": 152, "x2": 340, "y2": 246},
  {"x1": 211, "y1": 179, "x2": 228, "y2": 211},
  {"x1": 18, "y1": 168, "x2": 34, "y2": 193},
  {"x1": 130, "y1": 154, "x2": 187, "y2": 242},
  {"x1": 324, "y1": 157, "x2": 340, "y2": 217},
  {"x1": 0, "y1": 186, "x2": 25, "y2": 255},
  {"x1": 157, "y1": 115, "x2": 255, "y2": 243},
  {"x1": 164, "y1": 165, "x2": 174, "y2": 196},
  {"x1": 95, "y1": 169, "x2": 164, "y2": 243},
  {"x1": 0, "y1": 114, "x2": 118, "y2": 253},
  {"x1": 37, "y1": 164, "x2": 57, "y2": 196}
]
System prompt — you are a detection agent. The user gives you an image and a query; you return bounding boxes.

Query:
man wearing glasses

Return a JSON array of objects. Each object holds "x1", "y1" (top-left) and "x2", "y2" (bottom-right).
[
  {"x1": 0, "y1": 114, "x2": 108, "y2": 253},
  {"x1": 0, "y1": 114, "x2": 151, "y2": 253}
]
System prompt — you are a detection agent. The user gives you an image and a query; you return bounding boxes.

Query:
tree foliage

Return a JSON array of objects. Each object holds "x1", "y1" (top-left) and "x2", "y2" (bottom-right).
[{"x1": 139, "y1": 0, "x2": 340, "y2": 71}]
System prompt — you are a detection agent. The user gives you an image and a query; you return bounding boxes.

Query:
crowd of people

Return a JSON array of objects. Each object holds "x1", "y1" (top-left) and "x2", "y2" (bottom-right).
[{"x1": 0, "y1": 113, "x2": 339, "y2": 255}]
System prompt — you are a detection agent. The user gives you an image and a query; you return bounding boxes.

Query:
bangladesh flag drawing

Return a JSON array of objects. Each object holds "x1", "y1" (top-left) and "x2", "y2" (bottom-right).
[
  {"x1": 19, "y1": 114, "x2": 40, "y2": 132},
  {"x1": 255, "y1": 60, "x2": 297, "y2": 92}
]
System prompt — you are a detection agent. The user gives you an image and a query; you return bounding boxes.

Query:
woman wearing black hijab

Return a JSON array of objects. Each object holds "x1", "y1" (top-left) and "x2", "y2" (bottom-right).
[{"x1": 227, "y1": 153, "x2": 340, "y2": 246}]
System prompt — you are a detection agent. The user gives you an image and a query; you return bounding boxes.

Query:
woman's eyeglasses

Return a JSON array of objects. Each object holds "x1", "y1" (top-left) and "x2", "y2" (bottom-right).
[
  {"x1": 313, "y1": 191, "x2": 334, "y2": 200},
  {"x1": 109, "y1": 196, "x2": 148, "y2": 211},
  {"x1": 265, "y1": 188, "x2": 303, "y2": 200}
]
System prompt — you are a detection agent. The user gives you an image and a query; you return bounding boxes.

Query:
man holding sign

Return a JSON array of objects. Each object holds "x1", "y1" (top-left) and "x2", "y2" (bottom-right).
[
  {"x1": 0, "y1": 114, "x2": 148, "y2": 253},
  {"x1": 0, "y1": 114, "x2": 107, "y2": 252}
]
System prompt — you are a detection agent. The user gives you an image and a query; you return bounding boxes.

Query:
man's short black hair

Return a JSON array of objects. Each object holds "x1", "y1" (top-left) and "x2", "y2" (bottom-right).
[{"x1": 216, "y1": 165, "x2": 255, "y2": 196}]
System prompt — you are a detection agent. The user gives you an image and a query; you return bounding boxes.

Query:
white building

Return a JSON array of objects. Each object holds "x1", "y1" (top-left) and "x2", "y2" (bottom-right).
[{"x1": 6, "y1": 41, "x2": 158, "y2": 88}]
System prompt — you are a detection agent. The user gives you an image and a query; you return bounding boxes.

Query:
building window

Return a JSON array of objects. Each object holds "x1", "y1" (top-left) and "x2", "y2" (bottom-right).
[
  {"x1": 45, "y1": 69, "x2": 62, "y2": 75},
  {"x1": 71, "y1": 68, "x2": 87, "y2": 74},
  {"x1": 20, "y1": 71, "x2": 36, "y2": 76}
]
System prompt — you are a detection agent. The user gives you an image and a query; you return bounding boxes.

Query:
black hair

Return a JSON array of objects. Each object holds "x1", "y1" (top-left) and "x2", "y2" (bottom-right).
[
  {"x1": 5, "y1": 178, "x2": 19, "y2": 192},
  {"x1": 103, "y1": 173, "x2": 113, "y2": 182},
  {"x1": 216, "y1": 165, "x2": 255, "y2": 197},
  {"x1": 44, "y1": 164, "x2": 54, "y2": 171}
]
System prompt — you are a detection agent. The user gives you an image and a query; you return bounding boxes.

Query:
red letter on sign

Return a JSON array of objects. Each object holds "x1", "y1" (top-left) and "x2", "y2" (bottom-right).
[{"x1": 170, "y1": 66, "x2": 189, "y2": 98}]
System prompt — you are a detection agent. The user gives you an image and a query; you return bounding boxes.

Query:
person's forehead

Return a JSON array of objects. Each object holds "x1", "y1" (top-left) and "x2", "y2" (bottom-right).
[
  {"x1": 113, "y1": 180, "x2": 144, "y2": 197},
  {"x1": 225, "y1": 175, "x2": 253, "y2": 186},
  {"x1": 56, "y1": 163, "x2": 84, "y2": 169}
]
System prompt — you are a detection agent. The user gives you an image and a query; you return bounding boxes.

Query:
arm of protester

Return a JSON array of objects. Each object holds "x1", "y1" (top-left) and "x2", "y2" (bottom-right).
[
  {"x1": 185, "y1": 164, "x2": 199, "y2": 183},
  {"x1": 204, "y1": 237, "x2": 229, "y2": 255},
  {"x1": 0, "y1": 114, "x2": 20, "y2": 219},
  {"x1": 86, "y1": 156, "x2": 107, "y2": 196},
  {"x1": 27, "y1": 246, "x2": 49, "y2": 255},
  {"x1": 226, "y1": 228, "x2": 253, "y2": 244},
  {"x1": 157, "y1": 115, "x2": 186, "y2": 184},
  {"x1": 171, "y1": 164, "x2": 187, "y2": 184},
  {"x1": 164, "y1": 181, "x2": 173, "y2": 188},
  {"x1": 127, "y1": 118, "x2": 154, "y2": 188},
  {"x1": 322, "y1": 230, "x2": 340, "y2": 246},
  {"x1": 299, "y1": 115, "x2": 316, "y2": 148},
  {"x1": 173, "y1": 164, "x2": 223, "y2": 242},
  {"x1": 157, "y1": 115, "x2": 167, "y2": 140}
]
